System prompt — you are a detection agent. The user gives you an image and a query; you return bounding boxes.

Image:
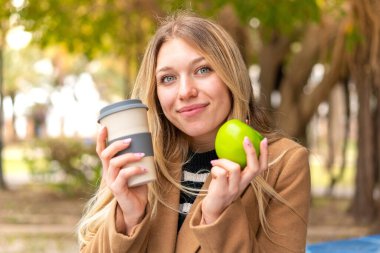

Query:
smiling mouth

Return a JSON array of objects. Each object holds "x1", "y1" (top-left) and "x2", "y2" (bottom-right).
[{"x1": 177, "y1": 103, "x2": 209, "y2": 113}]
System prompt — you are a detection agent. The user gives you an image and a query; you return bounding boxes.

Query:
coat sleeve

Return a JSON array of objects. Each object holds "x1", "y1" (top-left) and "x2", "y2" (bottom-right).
[
  {"x1": 80, "y1": 200, "x2": 151, "y2": 253},
  {"x1": 257, "y1": 146, "x2": 311, "y2": 253},
  {"x1": 189, "y1": 198, "x2": 255, "y2": 253}
]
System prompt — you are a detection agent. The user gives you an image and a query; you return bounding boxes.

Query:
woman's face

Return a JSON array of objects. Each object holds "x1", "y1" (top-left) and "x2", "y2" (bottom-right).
[{"x1": 156, "y1": 38, "x2": 231, "y2": 151}]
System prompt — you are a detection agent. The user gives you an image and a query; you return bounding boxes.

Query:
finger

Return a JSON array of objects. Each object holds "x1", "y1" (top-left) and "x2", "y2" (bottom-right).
[
  {"x1": 101, "y1": 138, "x2": 132, "y2": 162},
  {"x1": 210, "y1": 166, "x2": 229, "y2": 193},
  {"x1": 259, "y1": 138, "x2": 268, "y2": 172},
  {"x1": 110, "y1": 166, "x2": 147, "y2": 195},
  {"x1": 96, "y1": 126, "x2": 108, "y2": 178},
  {"x1": 107, "y1": 152, "x2": 145, "y2": 183},
  {"x1": 102, "y1": 138, "x2": 132, "y2": 182},
  {"x1": 240, "y1": 137, "x2": 259, "y2": 186},
  {"x1": 211, "y1": 159, "x2": 241, "y2": 193},
  {"x1": 96, "y1": 126, "x2": 108, "y2": 156}
]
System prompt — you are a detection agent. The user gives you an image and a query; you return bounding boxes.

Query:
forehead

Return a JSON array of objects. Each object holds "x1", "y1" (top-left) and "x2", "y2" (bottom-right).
[
  {"x1": 156, "y1": 38, "x2": 205, "y2": 65},
  {"x1": 157, "y1": 38, "x2": 203, "y2": 58}
]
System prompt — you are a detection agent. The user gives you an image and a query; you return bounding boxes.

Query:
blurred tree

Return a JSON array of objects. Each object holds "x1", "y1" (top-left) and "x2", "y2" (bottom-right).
[
  {"x1": 226, "y1": 0, "x2": 380, "y2": 224},
  {"x1": 0, "y1": 0, "x2": 14, "y2": 190},
  {"x1": 231, "y1": 1, "x2": 342, "y2": 144},
  {"x1": 4, "y1": 47, "x2": 49, "y2": 141},
  {"x1": 348, "y1": 0, "x2": 380, "y2": 223},
  {"x1": 23, "y1": 137, "x2": 101, "y2": 192},
  {"x1": 19, "y1": 0, "x2": 162, "y2": 98},
  {"x1": 17, "y1": 0, "x2": 346, "y2": 142},
  {"x1": 163, "y1": 0, "x2": 345, "y2": 143}
]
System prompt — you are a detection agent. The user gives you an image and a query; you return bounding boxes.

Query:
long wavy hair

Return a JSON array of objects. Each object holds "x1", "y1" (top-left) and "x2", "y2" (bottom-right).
[{"x1": 78, "y1": 12, "x2": 289, "y2": 248}]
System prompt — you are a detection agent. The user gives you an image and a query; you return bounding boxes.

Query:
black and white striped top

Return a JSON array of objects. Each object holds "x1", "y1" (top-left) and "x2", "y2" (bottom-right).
[{"x1": 178, "y1": 150, "x2": 218, "y2": 231}]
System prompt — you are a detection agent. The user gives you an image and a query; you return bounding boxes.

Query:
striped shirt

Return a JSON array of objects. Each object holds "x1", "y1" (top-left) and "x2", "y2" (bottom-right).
[{"x1": 178, "y1": 150, "x2": 218, "y2": 231}]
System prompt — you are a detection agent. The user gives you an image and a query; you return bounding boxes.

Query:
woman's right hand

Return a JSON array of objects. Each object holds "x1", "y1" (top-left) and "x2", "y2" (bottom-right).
[{"x1": 96, "y1": 126, "x2": 149, "y2": 235}]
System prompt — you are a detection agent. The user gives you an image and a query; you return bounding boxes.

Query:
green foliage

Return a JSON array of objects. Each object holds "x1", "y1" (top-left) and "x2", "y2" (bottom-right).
[
  {"x1": 23, "y1": 137, "x2": 101, "y2": 193},
  {"x1": 19, "y1": 0, "x2": 156, "y2": 59},
  {"x1": 232, "y1": 0, "x2": 320, "y2": 36},
  {"x1": 19, "y1": 0, "x2": 119, "y2": 57},
  {"x1": 0, "y1": 0, "x2": 12, "y2": 22},
  {"x1": 158, "y1": 0, "x2": 223, "y2": 16},
  {"x1": 344, "y1": 23, "x2": 363, "y2": 53},
  {"x1": 18, "y1": 0, "x2": 321, "y2": 57},
  {"x1": 16, "y1": 0, "x2": 324, "y2": 94},
  {"x1": 3, "y1": 46, "x2": 48, "y2": 95},
  {"x1": 160, "y1": 0, "x2": 320, "y2": 42},
  {"x1": 18, "y1": 0, "x2": 159, "y2": 96}
]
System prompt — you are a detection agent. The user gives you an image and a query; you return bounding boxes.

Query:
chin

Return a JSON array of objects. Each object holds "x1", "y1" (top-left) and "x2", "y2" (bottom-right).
[
  {"x1": 173, "y1": 119, "x2": 220, "y2": 138},
  {"x1": 182, "y1": 126, "x2": 216, "y2": 139}
]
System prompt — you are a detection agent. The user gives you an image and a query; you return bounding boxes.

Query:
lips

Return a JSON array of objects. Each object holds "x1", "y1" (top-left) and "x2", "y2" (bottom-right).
[{"x1": 177, "y1": 103, "x2": 209, "y2": 113}]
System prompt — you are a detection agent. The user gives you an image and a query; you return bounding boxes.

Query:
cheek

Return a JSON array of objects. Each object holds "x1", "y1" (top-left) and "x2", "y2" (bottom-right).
[
  {"x1": 215, "y1": 83, "x2": 231, "y2": 104},
  {"x1": 157, "y1": 88, "x2": 172, "y2": 114},
  {"x1": 223, "y1": 94, "x2": 232, "y2": 116},
  {"x1": 216, "y1": 85, "x2": 232, "y2": 115}
]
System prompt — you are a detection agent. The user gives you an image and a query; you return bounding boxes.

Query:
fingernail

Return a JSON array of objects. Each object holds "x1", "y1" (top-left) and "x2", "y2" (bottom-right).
[
  {"x1": 135, "y1": 152, "x2": 145, "y2": 157},
  {"x1": 262, "y1": 138, "x2": 268, "y2": 147},
  {"x1": 210, "y1": 160, "x2": 216, "y2": 165},
  {"x1": 123, "y1": 138, "x2": 132, "y2": 144},
  {"x1": 244, "y1": 136, "x2": 251, "y2": 147}
]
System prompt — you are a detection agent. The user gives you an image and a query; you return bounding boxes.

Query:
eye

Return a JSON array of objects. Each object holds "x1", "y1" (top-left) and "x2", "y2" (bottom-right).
[
  {"x1": 196, "y1": 66, "x2": 212, "y2": 75},
  {"x1": 159, "y1": 75, "x2": 176, "y2": 84}
]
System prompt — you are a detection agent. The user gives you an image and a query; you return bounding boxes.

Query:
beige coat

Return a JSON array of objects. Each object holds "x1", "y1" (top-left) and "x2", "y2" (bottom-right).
[{"x1": 81, "y1": 138, "x2": 311, "y2": 253}]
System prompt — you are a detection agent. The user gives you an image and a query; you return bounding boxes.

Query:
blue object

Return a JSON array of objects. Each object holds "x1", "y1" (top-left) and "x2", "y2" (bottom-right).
[{"x1": 307, "y1": 234, "x2": 380, "y2": 253}]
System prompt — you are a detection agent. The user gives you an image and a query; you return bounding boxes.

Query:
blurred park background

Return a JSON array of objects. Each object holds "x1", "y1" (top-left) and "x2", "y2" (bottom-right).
[{"x1": 0, "y1": 0, "x2": 379, "y2": 252}]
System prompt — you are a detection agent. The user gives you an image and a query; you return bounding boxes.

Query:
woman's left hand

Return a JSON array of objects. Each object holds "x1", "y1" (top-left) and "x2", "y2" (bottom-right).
[{"x1": 201, "y1": 137, "x2": 268, "y2": 224}]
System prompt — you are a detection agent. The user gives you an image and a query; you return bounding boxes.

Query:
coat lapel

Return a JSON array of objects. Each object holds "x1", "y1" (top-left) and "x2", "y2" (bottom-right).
[
  {"x1": 147, "y1": 172, "x2": 181, "y2": 253},
  {"x1": 175, "y1": 174, "x2": 264, "y2": 252},
  {"x1": 175, "y1": 174, "x2": 212, "y2": 252}
]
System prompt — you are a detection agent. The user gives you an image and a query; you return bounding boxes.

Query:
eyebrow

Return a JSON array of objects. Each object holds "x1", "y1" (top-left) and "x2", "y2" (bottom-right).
[{"x1": 156, "y1": 56, "x2": 206, "y2": 75}]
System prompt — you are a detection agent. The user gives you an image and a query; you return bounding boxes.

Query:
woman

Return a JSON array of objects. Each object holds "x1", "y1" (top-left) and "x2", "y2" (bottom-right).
[{"x1": 78, "y1": 12, "x2": 310, "y2": 253}]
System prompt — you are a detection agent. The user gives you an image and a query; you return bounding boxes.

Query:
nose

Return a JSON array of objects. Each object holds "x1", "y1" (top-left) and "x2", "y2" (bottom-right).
[{"x1": 178, "y1": 76, "x2": 198, "y2": 100}]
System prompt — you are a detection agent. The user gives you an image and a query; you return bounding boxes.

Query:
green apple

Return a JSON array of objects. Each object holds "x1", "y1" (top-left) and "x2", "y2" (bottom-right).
[{"x1": 215, "y1": 119, "x2": 264, "y2": 168}]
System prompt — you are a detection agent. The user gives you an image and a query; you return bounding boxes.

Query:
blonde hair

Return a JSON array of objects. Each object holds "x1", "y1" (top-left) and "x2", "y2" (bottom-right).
[{"x1": 78, "y1": 12, "x2": 296, "y2": 248}]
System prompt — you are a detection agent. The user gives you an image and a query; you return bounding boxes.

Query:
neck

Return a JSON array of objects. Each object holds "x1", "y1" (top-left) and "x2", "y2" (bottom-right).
[{"x1": 189, "y1": 132, "x2": 216, "y2": 153}]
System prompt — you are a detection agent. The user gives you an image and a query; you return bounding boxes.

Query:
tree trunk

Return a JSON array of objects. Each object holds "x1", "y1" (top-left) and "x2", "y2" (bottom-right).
[
  {"x1": 351, "y1": 72, "x2": 376, "y2": 221},
  {"x1": 0, "y1": 41, "x2": 7, "y2": 190},
  {"x1": 258, "y1": 35, "x2": 290, "y2": 110},
  {"x1": 349, "y1": 0, "x2": 380, "y2": 223},
  {"x1": 277, "y1": 20, "x2": 346, "y2": 142},
  {"x1": 328, "y1": 79, "x2": 351, "y2": 193},
  {"x1": 9, "y1": 92, "x2": 18, "y2": 141},
  {"x1": 375, "y1": 85, "x2": 380, "y2": 194},
  {"x1": 326, "y1": 82, "x2": 349, "y2": 195}
]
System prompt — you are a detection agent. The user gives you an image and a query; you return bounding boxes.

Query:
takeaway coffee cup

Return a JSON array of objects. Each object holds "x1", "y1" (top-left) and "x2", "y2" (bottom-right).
[{"x1": 98, "y1": 99, "x2": 156, "y2": 187}]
